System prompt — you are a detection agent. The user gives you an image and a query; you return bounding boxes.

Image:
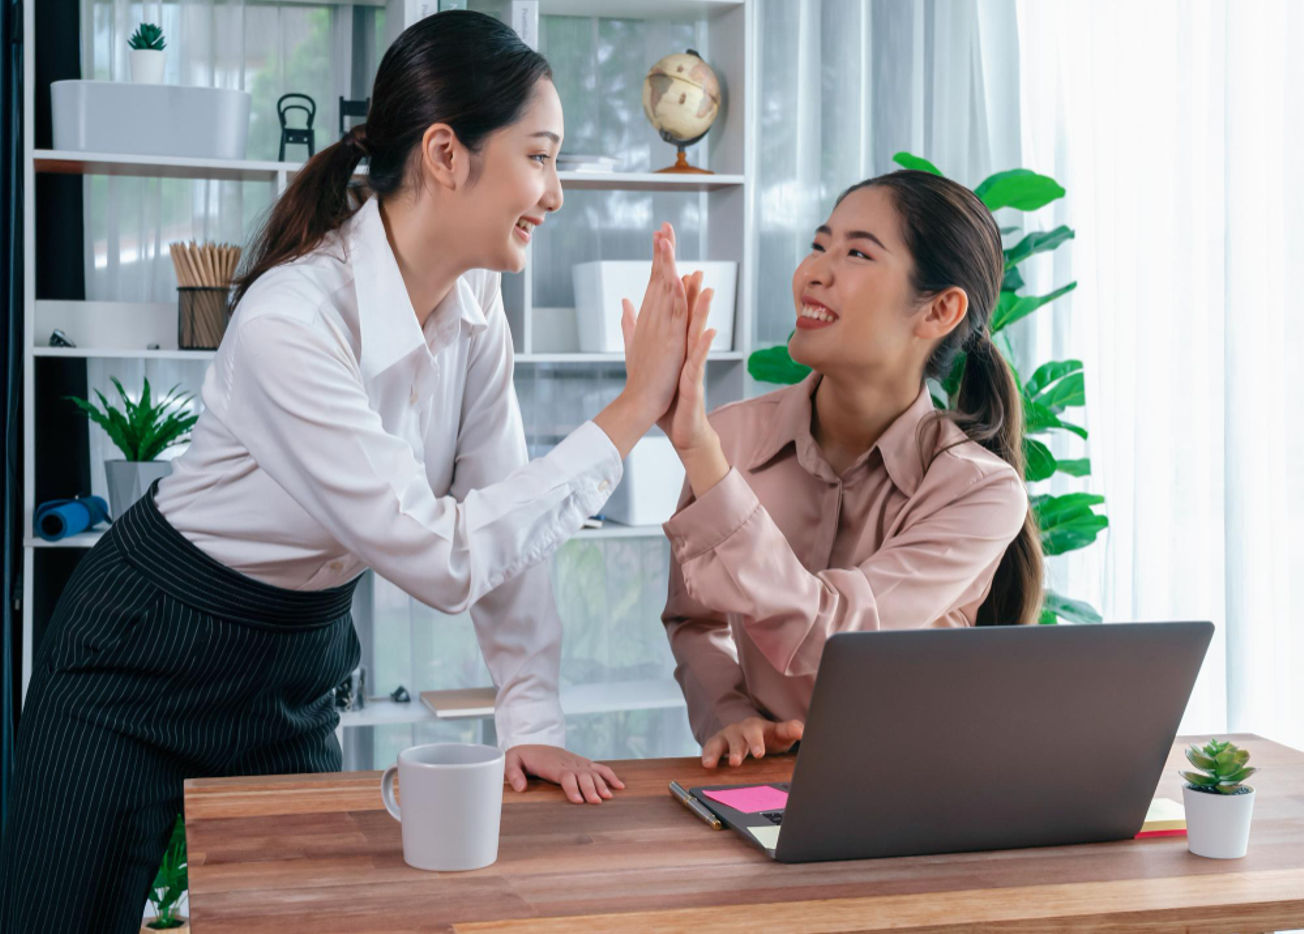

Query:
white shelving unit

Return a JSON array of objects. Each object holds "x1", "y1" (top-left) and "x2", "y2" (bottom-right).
[{"x1": 21, "y1": 0, "x2": 757, "y2": 764}]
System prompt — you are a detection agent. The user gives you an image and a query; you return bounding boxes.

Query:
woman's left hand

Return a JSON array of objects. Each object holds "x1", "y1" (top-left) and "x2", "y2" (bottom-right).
[{"x1": 504, "y1": 744, "x2": 626, "y2": 805}]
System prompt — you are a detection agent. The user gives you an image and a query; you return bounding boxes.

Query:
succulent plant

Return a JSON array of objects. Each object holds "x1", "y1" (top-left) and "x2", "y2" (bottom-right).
[
  {"x1": 1181, "y1": 738, "x2": 1256, "y2": 795},
  {"x1": 128, "y1": 22, "x2": 166, "y2": 51}
]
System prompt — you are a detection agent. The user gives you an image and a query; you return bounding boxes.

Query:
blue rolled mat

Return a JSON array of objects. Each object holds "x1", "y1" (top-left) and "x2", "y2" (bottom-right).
[{"x1": 34, "y1": 496, "x2": 112, "y2": 541}]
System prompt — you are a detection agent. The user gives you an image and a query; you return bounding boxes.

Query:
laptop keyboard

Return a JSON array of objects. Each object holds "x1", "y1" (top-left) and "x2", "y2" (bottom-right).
[{"x1": 760, "y1": 811, "x2": 784, "y2": 825}]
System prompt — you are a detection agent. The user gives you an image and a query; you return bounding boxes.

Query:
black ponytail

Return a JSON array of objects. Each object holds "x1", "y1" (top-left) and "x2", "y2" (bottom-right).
[{"x1": 839, "y1": 170, "x2": 1045, "y2": 626}]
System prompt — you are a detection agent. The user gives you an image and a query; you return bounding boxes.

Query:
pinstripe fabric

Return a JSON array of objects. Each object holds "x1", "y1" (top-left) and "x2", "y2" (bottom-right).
[{"x1": 0, "y1": 485, "x2": 360, "y2": 932}]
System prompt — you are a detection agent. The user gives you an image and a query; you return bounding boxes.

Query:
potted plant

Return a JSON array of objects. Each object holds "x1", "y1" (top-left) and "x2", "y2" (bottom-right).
[
  {"x1": 128, "y1": 22, "x2": 166, "y2": 85},
  {"x1": 143, "y1": 815, "x2": 188, "y2": 932},
  {"x1": 1180, "y1": 738, "x2": 1256, "y2": 859},
  {"x1": 66, "y1": 376, "x2": 198, "y2": 518}
]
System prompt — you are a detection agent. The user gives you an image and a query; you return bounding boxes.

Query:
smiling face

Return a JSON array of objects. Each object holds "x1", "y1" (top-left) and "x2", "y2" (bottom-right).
[
  {"x1": 452, "y1": 78, "x2": 565, "y2": 273},
  {"x1": 789, "y1": 185, "x2": 942, "y2": 382}
]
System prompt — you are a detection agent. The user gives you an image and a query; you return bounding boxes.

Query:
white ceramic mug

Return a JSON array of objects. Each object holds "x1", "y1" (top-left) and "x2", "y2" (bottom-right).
[{"x1": 381, "y1": 742, "x2": 505, "y2": 871}]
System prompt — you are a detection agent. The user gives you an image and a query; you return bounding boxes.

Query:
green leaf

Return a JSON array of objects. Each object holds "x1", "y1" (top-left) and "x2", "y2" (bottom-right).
[
  {"x1": 1002, "y1": 266, "x2": 1024, "y2": 292},
  {"x1": 1041, "y1": 590, "x2": 1102, "y2": 624},
  {"x1": 1186, "y1": 747, "x2": 1217, "y2": 770},
  {"x1": 1055, "y1": 458, "x2": 1092, "y2": 477},
  {"x1": 1033, "y1": 492, "x2": 1109, "y2": 556},
  {"x1": 891, "y1": 151, "x2": 943, "y2": 175},
  {"x1": 1038, "y1": 371, "x2": 1085, "y2": 412},
  {"x1": 1181, "y1": 771, "x2": 1219, "y2": 787},
  {"x1": 1222, "y1": 766, "x2": 1256, "y2": 784},
  {"x1": 1024, "y1": 360, "x2": 1083, "y2": 399},
  {"x1": 746, "y1": 343, "x2": 810, "y2": 385},
  {"x1": 1004, "y1": 225, "x2": 1075, "y2": 269},
  {"x1": 1023, "y1": 438, "x2": 1055, "y2": 482},
  {"x1": 941, "y1": 351, "x2": 967, "y2": 399},
  {"x1": 974, "y1": 168, "x2": 1066, "y2": 211},
  {"x1": 1038, "y1": 609, "x2": 1058, "y2": 625},
  {"x1": 991, "y1": 282, "x2": 1078, "y2": 332}
]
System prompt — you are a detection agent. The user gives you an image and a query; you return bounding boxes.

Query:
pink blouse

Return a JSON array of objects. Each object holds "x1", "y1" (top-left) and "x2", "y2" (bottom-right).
[{"x1": 661, "y1": 373, "x2": 1029, "y2": 743}]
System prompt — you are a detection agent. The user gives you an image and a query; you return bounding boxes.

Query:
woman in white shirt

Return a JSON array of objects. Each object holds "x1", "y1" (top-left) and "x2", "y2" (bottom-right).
[{"x1": 1, "y1": 11, "x2": 700, "y2": 932}]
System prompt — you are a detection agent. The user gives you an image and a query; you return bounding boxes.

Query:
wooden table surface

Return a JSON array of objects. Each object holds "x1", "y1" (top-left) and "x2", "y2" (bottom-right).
[{"x1": 184, "y1": 733, "x2": 1304, "y2": 933}]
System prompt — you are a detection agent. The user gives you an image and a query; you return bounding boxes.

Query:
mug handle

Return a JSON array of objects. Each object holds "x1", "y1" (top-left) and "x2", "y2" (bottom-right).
[{"x1": 381, "y1": 765, "x2": 401, "y2": 821}]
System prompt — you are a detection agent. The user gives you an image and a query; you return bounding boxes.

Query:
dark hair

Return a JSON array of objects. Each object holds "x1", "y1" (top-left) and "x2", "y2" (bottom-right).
[
  {"x1": 233, "y1": 10, "x2": 552, "y2": 304},
  {"x1": 837, "y1": 170, "x2": 1044, "y2": 626}
]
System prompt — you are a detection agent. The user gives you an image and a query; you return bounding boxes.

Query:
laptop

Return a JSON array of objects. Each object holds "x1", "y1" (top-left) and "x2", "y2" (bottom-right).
[{"x1": 689, "y1": 621, "x2": 1213, "y2": 863}]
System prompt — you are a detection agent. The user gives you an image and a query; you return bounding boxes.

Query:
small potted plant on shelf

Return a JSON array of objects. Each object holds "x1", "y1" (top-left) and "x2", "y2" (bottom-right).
[
  {"x1": 1180, "y1": 737, "x2": 1257, "y2": 858},
  {"x1": 128, "y1": 22, "x2": 166, "y2": 85},
  {"x1": 143, "y1": 815, "x2": 188, "y2": 932},
  {"x1": 66, "y1": 376, "x2": 198, "y2": 519}
]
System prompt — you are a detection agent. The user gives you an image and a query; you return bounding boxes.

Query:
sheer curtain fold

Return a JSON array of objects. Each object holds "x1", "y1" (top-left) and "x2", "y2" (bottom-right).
[
  {"x1": 753, "y1": 0, "x2": 1021, "y2": 345},
  {"x1": 1017, "y1": 0, "x2": 1304, "y2": 745}
]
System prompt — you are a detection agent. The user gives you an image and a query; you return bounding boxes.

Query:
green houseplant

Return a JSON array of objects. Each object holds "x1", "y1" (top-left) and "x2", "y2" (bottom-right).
[
  {"x1": 66, "y1": 376, "x2": 198, "y2": 518},
  {"x1": 127, "y1": 22, "x2": 166, "y2": 84},
  {"x1": 1180, "y1": 738, "x2": 1257, "y2": 859},
  {"x1": 748, "y1": 152, "x2": 1108, "y2": 625},
  {"x1": 144, "y1": 814, "x2": 188, "y2": 931}
]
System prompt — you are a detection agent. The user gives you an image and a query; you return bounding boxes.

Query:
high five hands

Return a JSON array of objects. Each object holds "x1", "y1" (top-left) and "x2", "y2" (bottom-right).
[{"x1": 621, "y1": 223, "x2": 731, "y2": 497}]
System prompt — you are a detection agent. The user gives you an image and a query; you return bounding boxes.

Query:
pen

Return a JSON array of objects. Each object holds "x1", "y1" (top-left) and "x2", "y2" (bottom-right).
[{"x1": 668, "y1": 780, "x2": 723, "y2": 830}]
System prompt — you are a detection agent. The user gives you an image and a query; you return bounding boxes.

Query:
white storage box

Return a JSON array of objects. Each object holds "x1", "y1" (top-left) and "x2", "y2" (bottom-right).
[
  {"x1": 602, "y1": 435, "x2": 685, "y2": 527},
  {"x1": 51, "y1": 80, "x2": 252, "y2": 160},
  {"x1": 573, "y1": 260, "x2": 737, "y2": 354}
]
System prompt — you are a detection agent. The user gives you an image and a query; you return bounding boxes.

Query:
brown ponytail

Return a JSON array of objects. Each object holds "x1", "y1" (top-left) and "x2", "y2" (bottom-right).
[
  {"x1": 233, "y1": 10, "x2": 552, "y2": 305},
  {"x1": 232, "y1": 127, "x2": 367, "y2": 305},
  {"x1": 837, "y1": 170, "x2": 1045, "y2": 625}
]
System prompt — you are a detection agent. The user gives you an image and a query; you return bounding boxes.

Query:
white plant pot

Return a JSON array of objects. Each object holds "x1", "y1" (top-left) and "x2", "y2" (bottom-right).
[
  {"x1": 572, "y1": 260, "x2": 737, "y2": 353},
  {"x1": 129, "y1": 49, "x2": 166, "y2": 85},
  {"x1": 1183, "y1": 784, "x2": 1255, "y2": 859},
  {"x1": 602, "y1": 435, "x2": 685, "y2": 526},
  {"x1": 105, "y1": 459, "x2": 173, "y2": 519}
]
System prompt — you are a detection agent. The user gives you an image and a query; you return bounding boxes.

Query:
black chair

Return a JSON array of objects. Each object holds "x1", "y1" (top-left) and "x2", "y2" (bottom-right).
[
  {"x1": 339, "y1": 96, "x2": 370, "y2": 137},
  {"x1": 277, "y1": 93, "x2": 316, "y2": 162}
]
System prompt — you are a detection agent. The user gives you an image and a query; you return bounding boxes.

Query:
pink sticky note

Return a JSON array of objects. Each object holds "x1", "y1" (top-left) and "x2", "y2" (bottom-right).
[{"x1": 701, "y1": 785, "x2": 789, "y2": 814}]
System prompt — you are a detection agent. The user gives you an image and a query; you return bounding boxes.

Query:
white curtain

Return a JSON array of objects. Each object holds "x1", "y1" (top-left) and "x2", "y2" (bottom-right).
[
  {"x1": 1017, "y1": 0, "x2": 1304, "y2": 746},
  {"x1": 752, "y1": 0, "x2": 1023, "y2": 343}
]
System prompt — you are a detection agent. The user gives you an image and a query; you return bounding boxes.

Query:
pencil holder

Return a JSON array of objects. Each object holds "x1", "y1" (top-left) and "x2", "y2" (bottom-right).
[{"x1": 178, "y1": 286, "x2": 232, "y2": 350}]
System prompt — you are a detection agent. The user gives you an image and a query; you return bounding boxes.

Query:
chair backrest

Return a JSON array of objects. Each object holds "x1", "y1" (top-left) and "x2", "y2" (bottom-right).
[
  {"x1": 277, "y1": 93, "x2": 316, "y2": 129},
  {"x1": 338, "y1": 96, "x2": 370, "y2": 137}
]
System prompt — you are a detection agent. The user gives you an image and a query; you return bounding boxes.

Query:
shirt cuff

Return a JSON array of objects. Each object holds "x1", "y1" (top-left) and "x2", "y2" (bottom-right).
[
  {"x1": 662, "y1": 468, "x2": 761, "y2": 564},
  {"x1": 495, "y1": 697, "x2": 567, "y2": 751},
  {"x1": 544, "y1": 420, "x2": 624, "y2": 515}
]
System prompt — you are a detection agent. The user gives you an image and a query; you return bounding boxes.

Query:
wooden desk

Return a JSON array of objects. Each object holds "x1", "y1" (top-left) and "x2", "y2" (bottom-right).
[{"x1": 184, "y1": 733, "x2": 1304, "y2": 932}]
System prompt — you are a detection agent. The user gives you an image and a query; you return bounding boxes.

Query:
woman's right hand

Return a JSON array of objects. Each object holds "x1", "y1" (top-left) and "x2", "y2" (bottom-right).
[
  {"x1": 593, "y1": 223, "x2": 689, "y2": 457},
  {"x1": 701, "y1": 716, "x2": 805, "y2": 768}
]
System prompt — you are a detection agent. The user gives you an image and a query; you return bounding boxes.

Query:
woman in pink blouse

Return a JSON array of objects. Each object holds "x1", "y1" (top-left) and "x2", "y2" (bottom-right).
[{"x1": 657, "y1": 170, "x2": 1044, "y2": 768}]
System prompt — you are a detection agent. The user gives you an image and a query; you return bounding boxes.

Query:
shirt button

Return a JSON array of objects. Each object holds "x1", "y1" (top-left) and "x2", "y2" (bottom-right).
[
  {"x1": 598, "y1": 480, "x2": 611, "y2": 493},
  {"x1": 409, "y1": 384, "x2": 419, "y2": 405},
  {"x1": 329, "y1": 560, "x2": 343, "y2": 573}
]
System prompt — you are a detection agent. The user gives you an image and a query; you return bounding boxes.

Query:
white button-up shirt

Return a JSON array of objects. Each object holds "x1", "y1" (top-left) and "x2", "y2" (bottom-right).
[{"x1": 156, "y1": 196, "x2": 623, "y2": 748}]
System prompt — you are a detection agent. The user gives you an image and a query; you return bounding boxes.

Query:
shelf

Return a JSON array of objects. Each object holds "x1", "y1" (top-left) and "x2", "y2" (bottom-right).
[
  {"x1": 517, "y1": 351, "x2": 744, "y2": 364},
  {"x1": 33, "y1": 150, "x2": 743, "y2": 191},
  {"x1": 33, "y1": 347, "x2": 216, "y2": 361},
  {"x1": 542, "y1": 0, "x2": 741, "y2": 18},
  {"x1": 558, "y1": 171, "x2": 744, "y2": 191},
  {"x1": 28, "y1": 531, "x2": 104, "y2": 549},
  {"x1": 573, "y1": 523, "x2": 665, "y2": 540},
  {"x1": 34, "y1": 149, "x2": 299, "y2": 183},
  {"x1": 342, "y1": 677, "x2": 686, "y2": 728},
  {"x1": 26, "y1": 524, "x2": 659, "y2": 550}
]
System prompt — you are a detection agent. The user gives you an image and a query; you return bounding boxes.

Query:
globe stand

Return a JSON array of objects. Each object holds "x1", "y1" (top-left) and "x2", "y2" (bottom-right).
[{"x1": 654, "y1": 129, "x2": 714, "y2": 175}]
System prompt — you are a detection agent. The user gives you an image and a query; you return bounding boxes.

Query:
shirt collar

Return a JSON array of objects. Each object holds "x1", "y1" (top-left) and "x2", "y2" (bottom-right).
[
  {"x1": 346, "y1": 197, "x2": 488, "y2": 382},
  {"x1": 746, "y1": 372, "x2": 937, "y2": 496}
]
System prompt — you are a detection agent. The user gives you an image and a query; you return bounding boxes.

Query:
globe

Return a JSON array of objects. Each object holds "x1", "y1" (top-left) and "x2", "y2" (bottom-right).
[{"x1": 641, "y1": 49, "x2": 721, "y2": 174}]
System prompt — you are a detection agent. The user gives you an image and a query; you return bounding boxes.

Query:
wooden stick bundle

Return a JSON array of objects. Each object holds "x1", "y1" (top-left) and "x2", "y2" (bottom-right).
[
  {"x1": 169, "y1": 241, "x2": 242, "y2": 349},
  {"x1": 169, "y1": 240, "x2": 241, "y2": 288}
]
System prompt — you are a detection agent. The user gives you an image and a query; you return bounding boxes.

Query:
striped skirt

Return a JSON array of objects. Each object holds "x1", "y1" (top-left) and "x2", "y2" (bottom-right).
[{"x1": 1, "y1": 484, "x2": 360, "y2": 933}]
